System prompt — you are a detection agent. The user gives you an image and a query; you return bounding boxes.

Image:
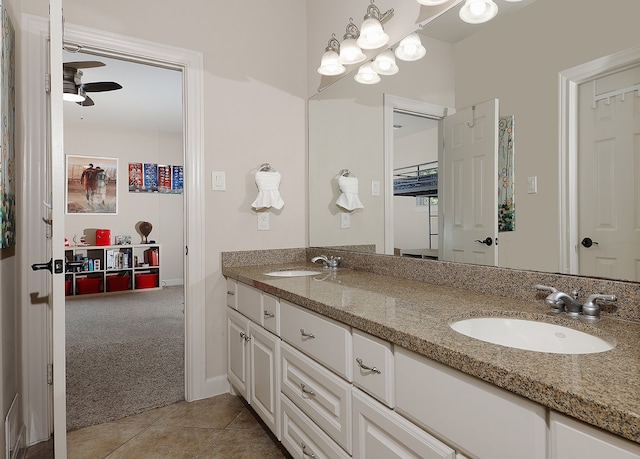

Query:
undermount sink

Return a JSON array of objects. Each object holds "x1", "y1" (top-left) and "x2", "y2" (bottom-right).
[
  {"x1": 264, "y1": 270, "x2": 323, "y2": 277},
  {"x1": 449, "y1": 317, "x2": 615, "y2": 354}
]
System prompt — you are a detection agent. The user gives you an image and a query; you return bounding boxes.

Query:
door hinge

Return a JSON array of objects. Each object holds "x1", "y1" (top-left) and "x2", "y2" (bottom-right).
[
  {"x1": 44, "y1": 73, "x2": 51, "y2": 93},
  {"x1": 47, "y1": 364, "x2": 53, "y2": 385}
]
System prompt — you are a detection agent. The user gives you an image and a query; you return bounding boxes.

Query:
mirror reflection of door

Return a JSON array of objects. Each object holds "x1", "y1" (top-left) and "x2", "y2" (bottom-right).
[
  {"x1": 392, "y1": 111, "x2": 439, "y2": 259},
  {"x1": 578, "y1": 64, "x2": 640, "y2": 281},
  {"x1": 441, "y1": 99, "x2": 499, "y2": 266}
]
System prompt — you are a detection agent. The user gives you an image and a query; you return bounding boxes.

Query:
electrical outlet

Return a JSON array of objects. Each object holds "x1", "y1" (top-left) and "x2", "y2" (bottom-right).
[
  {"x1": 257, "y1": 213, "x2": 270, "y2": 231},
  {"x1": 340, "y1": 212, "x2": 351, "y2": 229}
]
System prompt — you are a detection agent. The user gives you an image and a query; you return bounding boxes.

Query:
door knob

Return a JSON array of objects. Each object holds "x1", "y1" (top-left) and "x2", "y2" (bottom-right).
[
  {"x1": 474, "y1": 237, "x2": 493, "y2": 246},
  {"x1": 581, "y1": 237, "x2": 599, "y2": 248}
]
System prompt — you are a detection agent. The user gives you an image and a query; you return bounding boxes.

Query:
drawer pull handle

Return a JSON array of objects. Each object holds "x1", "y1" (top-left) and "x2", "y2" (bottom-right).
[
  {"x1": 227, "y1": 291, "x2": 235, "y2": 295},
  {"x1": 300, "y1": 328, "x2": 315, "y2": 339},
  {"x1": 300, "y1": 383, "x2": 316, "y2": 397},
  {"x1": 264, "y1": 310, "x2": 275, "y2": 318},
  {"x1": 239, "y1": 332, "x2": 251, "y2": 342},
  {"x1": 301, "y1": 442, "x2": 317, "y2": 458},
  {"x1": 356, "y1": 357, "x2": 381, "y2": 374}
]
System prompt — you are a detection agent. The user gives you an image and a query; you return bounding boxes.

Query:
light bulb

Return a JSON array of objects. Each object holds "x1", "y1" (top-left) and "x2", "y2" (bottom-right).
[
  {"x1": 317, "y1": 50, "x2": 346, "y2": 76},
  {"x1": 354, "y1": 63, "x2": 381, "y2": 85},
  {"x1": 469, "y1": 0, "x2": 487, "y2": 15},
  {"x1": 339, "y1": 38, "x2": 366, "y2": 65},
  {"x1": 394, "y1": 33, "x2": 426, "y2": 62}
]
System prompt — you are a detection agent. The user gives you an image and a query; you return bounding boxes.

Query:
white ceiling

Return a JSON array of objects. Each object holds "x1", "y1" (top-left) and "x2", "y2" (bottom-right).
[{"x1": 63, "y1": 51, "x2": 183, "y2": 133}]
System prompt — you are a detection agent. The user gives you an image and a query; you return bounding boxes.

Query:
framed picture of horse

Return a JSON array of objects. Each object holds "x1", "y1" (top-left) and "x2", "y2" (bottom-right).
[{"x1": 66, "y1": 155, "x2": 118, "y2": 214}]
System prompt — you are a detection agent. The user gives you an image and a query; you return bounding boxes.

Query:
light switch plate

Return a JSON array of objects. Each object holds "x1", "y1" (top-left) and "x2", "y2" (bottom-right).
[
  {"x1": 527, "y1": 176, "x2": 538, "y2": 194},
  {"x1": 212, "y1": 171, "x2": 226, "y2": 191},
  {"x1": 371, "y1": 180, "x2": 380, "y2": 197}
]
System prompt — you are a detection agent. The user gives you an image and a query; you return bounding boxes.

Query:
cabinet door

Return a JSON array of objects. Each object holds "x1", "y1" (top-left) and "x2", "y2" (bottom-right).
[
  {"x1": 353, "y1": 329, "x2": 394, "y2": 408},
  {"x1": 352, "y1": 388, "x2": 455, "y2": 459},
  {"x1": 249, "y1": 322, "x2": 280, "y2": 439},
  {"x1": 550, "y1": 412, "x2": 640, "y2": 459},
  {"x1": 394, "y1": 347, "x2": 546, "y2": 459},
  {"x1": 226, "y1": 278, "x2": 237, "y2": 309},
  {"x1": 227, "y1": 308, "x2": 250, "y2": 402}
]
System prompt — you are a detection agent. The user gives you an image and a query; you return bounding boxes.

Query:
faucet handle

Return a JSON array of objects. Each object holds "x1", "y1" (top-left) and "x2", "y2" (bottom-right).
[
  {"x1": 582, "y1": 293, "x2": 617, "y2": 319},
  {"x1": 535, "y1": 284, "x2": 558, "y2": 293}
]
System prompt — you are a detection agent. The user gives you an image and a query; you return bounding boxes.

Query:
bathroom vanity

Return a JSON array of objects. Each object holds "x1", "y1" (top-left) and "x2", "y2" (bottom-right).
[{"x1": 223, "y1": 251, "x2": 639, "y2": 459}]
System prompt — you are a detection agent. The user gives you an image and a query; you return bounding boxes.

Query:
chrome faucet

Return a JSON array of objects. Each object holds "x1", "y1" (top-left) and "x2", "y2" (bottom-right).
[
  {"x1": 535, "y1": 285, "x2": 617, "y2": 319},
  {"x1": 311, "y1": 255, "x2": 342, "y2": 269}
]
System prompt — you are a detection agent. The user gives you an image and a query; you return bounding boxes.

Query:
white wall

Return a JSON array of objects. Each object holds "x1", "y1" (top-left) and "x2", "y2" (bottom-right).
[
  {"x1": 64, "y1": 122, "x2": 184, "y2": 283},
  {"x1": 454, "y1": 0, "x2": 640, "y2": 273}
]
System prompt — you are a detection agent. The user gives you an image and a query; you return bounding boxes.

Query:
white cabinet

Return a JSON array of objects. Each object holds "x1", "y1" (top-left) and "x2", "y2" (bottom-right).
[
  {"x1": 64, "y1": 243, "x2": 161, "y2": 296},
  {"x1": 394, "y1": 347, "x2": 547, "y2": 459},
  {"x1": 226, "y1": 278, "x2": 237, "y2": 309},
  {"x1": 550, "y1": 412, "x2": 640, "y2": 459},
  {"x1": 227, "y1": 308, "x2": 250, "y2": 401},
  {"x1": 280, "y1": 300, "x2": 352, "y2": 381},
  {"x1": 352, "y1": 329, "x2": 394, "y2": 408},
  {"x1": 352, "y1": 388, "x2": 456, "y2": 459},
  {"x1": 281, "y1": 342, "x2": 352, "y2": 453},
  {"x1": 227, "y1": 285, "x2": 281, "y2": 438}
]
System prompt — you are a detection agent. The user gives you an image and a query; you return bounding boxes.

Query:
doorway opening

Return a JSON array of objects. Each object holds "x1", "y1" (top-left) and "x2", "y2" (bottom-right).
[{"x1": 62, "y1": 49, "x2": 186, "y2": 429}]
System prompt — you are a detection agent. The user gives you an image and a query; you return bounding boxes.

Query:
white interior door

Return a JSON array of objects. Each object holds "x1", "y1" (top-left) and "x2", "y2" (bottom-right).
[
  {"x1": 49, "y1": 0, "x2": 68, "y2": 456},
  {"x1": 578, "y1": 65, "x2": 640, "y2": 281},
  {"x1": 440, "y1": 99, "x2": 499, "y2": 266}
]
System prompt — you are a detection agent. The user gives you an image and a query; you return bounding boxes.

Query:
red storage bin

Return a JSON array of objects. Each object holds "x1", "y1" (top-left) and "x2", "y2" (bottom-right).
[
  {"x1": 76, "y1": 277, "x2": 101, "y2": 294},
  {"x1": 65, "y1": 280, "x2": 72, "y2": 296},
  {"x1": 106, "y1": 275, "x2": 130, "y2": 292},
  {"x1": 135, "y1": 273, "x2": 158, "y2": 289}
]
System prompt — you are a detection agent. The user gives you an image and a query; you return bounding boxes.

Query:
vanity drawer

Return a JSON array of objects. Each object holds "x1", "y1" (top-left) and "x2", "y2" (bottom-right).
[
  {"x1": 262, "y1": 292, "x2": 280, "y2": 336},
  {"x1": 280, "y1": 300, "x2": 352, "y2": 381},
  {"x1": 281, "y1": 393, "x2": 350, "y2": 459},
  {"x1": 237, "y1": 283, "x2": 263, "y2": 324},
  {"x1": 352, "y1": 329, "x2": 394, "y2": 408},
  {"x1": 226, "y1": 278, "x2": 237, "y2": 309},
  {"x1": 281, "y1": 342, "x2": 352, "y2": 453}
]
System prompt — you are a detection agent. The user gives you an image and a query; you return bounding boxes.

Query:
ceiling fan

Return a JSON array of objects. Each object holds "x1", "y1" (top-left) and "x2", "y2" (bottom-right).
[{"x1": 63, "y1": 61, "x2": 123, "y2": 107}]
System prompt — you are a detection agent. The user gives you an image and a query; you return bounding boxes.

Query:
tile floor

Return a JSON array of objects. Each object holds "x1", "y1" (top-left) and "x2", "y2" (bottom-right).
[{"x1": 26, "y1": 393, "x2": 290, "y2": 458}]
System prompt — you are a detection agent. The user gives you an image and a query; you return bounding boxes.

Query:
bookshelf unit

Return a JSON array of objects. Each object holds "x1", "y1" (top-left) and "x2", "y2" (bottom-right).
[{"x1": 64, "y1": 244, "x2": 161, "y2": 296}]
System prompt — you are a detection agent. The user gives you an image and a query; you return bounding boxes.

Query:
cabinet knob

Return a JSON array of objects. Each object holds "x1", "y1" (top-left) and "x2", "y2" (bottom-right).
[{"x1": 239, "y1": 332, "x2": 250, "y2": 342}]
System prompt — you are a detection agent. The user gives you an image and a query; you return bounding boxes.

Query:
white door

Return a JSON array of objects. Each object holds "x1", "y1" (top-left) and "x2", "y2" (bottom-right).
[
  {"x1": 50, "y1": 0, "x2": 67, "y2": 456},
  {"x1": 578, "y1": 65, "x2": 640, "y2": 281},
  {"x1": 441, "y1": 99, "x2": 499, "y2": 265}
]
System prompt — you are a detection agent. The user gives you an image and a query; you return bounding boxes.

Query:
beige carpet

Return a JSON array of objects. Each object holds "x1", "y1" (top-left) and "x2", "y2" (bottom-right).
[{"x1": 65, "y1": 286, "x2": 184, "y2": 431}]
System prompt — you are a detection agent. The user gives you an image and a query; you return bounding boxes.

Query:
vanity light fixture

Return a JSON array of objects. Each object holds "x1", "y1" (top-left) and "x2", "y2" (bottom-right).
[
  {"x1": 459, "y1": 0, "x2": 498, "y2": 24},
  {"x1": 354, "y1": 62, "x2": 381, "y2": 84},
  {"x1": 371, "y1": 49, "x2": 399, "y2": 75},
  {"x1": 356, "y1": 0, "x2": 394, "y2": 50},
  {"x1": 338, "y1": 18, "x2": 367, "y2": 65},
  {"x1": 317, "y1": 34, "x2": 346, "y2": 76},
  {"x1": 416, "y1": 0, "x2": 449, "y2": 5},
  {"x1": 394, "y1": 33, "x2": 427, "y2": 61}
]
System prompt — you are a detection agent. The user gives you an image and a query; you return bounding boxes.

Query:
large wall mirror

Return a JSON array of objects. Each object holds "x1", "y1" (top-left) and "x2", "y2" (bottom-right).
[{"x1": 308, "y1": 0, "x2": 640, "y2": 283}]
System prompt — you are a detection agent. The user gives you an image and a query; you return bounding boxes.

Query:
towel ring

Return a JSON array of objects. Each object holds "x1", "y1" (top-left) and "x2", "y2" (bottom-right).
[
  {"x1": 339, "y1": 169, "x2": 356, "y2": 177},
  {"x1": 259, "y1": 163, "x2": 277, "y2": 172}
]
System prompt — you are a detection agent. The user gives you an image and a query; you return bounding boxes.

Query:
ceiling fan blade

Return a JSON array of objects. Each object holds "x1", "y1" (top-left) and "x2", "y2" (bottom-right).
[
  {"x1": 81, "y1": 81, "x2": 123, "y2": 92},
  {"x1": 64, "y1": 61, "x2": 106, "y2": 70},
  {"x1": 76, "y1": 95, "x2": 94, "y2": 107}
]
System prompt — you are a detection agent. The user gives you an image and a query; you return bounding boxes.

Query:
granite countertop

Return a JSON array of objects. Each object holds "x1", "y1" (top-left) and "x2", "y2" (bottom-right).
[{"x1": 223, "y1": 263, "x2": 640, "y2": 445}]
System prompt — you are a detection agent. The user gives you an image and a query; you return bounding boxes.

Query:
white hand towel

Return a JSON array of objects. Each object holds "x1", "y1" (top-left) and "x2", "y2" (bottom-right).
[
  {"x1": 251, "y1": 171, "x2": 284, "y2": 210},
  {"x1": 336, "y1": 176, "x2": 364, "y2": 211}
]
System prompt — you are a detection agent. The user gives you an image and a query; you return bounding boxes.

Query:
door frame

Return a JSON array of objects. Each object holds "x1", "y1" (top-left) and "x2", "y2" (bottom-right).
[
  {"x1": 383, "y1": 94, "x2": 450, "y2": 255},
  {"x1": 21, "y1": 15, "x2": 207, "y2": 444},
  {"x1": 558, "y1": 46, "x2": 640, "y2": 275}
]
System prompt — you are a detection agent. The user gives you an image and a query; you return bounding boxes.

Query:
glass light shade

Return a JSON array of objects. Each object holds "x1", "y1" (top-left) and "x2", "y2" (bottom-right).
[
  {"x1": 459, "y1": 0, "x2": 498, "y2": 24},
  {"x1": 394, "y1": 33, "x2": 426, "y2": 62},
  {"x1": 317, "y1": 50, "x2": 346, "y2": 76},
  {"x1": 338, "y1": 38, "x2": 366, "y2": 65},
  {"x1": 416, "y1": 0, "x2": 449, "y2": 5},
  {"x1": 371, "y1": 50, "x2": 399, "y2": 75},
  {"x1": 63, "y1": 89, "x2": 86, "y2": 103},
  {"x1": 354, "y1": 63, "x2": 381, "y2": 85},
  {"x1": 357, "y1": 17, "x2": 389, "y2": 50}
]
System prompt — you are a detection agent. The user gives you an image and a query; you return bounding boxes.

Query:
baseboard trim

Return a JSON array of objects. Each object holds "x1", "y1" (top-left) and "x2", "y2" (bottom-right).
[
  {"x1": 188, "y1": 375, "x2": 230, "y2": 402},
  {"x1": 161, "y1": 279, "x2": 184, "y2": 287}
]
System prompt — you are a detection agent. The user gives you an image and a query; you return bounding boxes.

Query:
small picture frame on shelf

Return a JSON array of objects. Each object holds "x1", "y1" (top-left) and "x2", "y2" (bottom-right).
[{"x1": 115, "y1": 235, "x2": 132, "y2": 245}]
